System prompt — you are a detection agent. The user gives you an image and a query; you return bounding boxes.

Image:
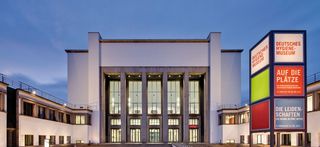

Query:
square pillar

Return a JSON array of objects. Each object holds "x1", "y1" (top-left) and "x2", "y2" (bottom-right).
[
  {"x1": 120, "y1": 72, "x2": 127, "y2": 143},
  {"x1": 141, "y1": 72, "x2": 148, "y2": 143},
  {"x1": 183, "y1": 72, "x2": 189, "y2": 143},
  {"x1": 162, "y1": 72, "x2": 168, "y2": 143}
]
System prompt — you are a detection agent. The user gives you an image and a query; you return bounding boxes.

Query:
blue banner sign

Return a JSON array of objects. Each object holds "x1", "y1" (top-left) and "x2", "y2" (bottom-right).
[{"x1": 274, "y1": 98, "x2": 305, "y2": 130}]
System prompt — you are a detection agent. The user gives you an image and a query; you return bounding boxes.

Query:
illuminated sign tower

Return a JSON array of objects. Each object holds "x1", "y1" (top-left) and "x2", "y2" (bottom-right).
[{"x1": 249, "y1": 30, "x2": 306, "y2": 147}]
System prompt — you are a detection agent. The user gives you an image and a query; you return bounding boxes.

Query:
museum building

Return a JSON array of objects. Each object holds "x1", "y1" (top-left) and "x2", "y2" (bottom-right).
[{"x1": 1, "y1": 32, "x2": 318, "y2": 146}]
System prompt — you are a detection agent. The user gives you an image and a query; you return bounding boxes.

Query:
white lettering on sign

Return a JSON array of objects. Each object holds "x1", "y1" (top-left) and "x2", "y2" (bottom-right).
[
  {"x1": 274, "y1": 33, "x2": 303, "y2": 63},
  {"x1": 251, "y1": 36, "x2": 269, "y2": 75}
]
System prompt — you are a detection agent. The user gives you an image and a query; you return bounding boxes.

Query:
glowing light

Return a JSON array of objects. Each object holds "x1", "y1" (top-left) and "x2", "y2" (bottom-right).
[{"x1": 32, "y1": 90, "x2": 36, "y2": 95}]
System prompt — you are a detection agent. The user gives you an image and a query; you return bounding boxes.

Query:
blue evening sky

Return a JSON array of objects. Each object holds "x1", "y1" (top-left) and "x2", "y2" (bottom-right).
[{"x1": 1, "y1": 0, "x2": 319, "y2": 103}]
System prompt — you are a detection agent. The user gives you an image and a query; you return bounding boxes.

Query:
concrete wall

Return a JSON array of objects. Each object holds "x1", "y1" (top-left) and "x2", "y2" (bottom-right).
[
  {"x1": 19, "y1": 116, "x2": 73, "y2": 146},
  {"x1": 19, "y1": 115, "x2": 91, "y2": 145},
  {"x1": 100, "y1": 43, "x2": 209, "y2": 67},
  {"x1": 72, "y1": 125, "x2": 90, "y2": 143},
  {"x1": 88, "y1": 32, "x2": 101, "y2": 143},
  {"x1": 0, "y1": 112, "x2": 6, "y2": 147},
  {"x1": 308, "y1": 111, "x2": 320, "y2": 147},
  {"x1": 221, "y1": 125, "x2": 239, "y2": 143},
  {"x1": 221, "y1": 52, "x2": 241, "y2": 105},
  {"x1": 67, "y1": 52, "x2": 89, "y2": 105}
]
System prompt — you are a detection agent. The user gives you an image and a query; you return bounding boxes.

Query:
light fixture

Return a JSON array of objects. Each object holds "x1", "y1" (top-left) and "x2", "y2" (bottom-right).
[
  {"x1": 32, "y1": 90, "x2": 36, "y2": 95},
  {"x1": 169, "y1": 75, "x2": 171, "y2": 78},
  {"x1": 128, "y1": 75, "x2": 131, "y2": 78},
  {"x1": 158, "y1": 75, "x2": 161, "y2": 78},
  {"x1": 148, "y1": 75, "x2": 151, "y2": 78},
  {"x1": 178, "y1": 75, "x2": 181, "y2": 78},
  {"x1": 108, "y1": 75, "x2": 110, "y2": 78},
  {"x1": 64, "y1": 103, "x2": 67, "y2": 107}
]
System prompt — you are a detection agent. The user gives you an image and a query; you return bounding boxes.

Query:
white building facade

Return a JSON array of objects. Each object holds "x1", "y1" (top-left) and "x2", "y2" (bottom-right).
[{"x1": 66, "y1": 32, "x2": 242, "y2": 144}]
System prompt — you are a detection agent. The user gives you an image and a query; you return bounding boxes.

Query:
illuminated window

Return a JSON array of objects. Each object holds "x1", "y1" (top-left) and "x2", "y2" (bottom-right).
[
  {"x1": 225, "y1": 114, "x2": 236, "y2": 124},
  {"x1": 75, "y1": 115, "x2": 85, "y2": 125},
  {"x1": 110, "y1": 119, "x2": 121, "y2": 125},
  {"x1": 189, "y1": 129, "x2": 198, "y2": 142},
  {"x1": 189, "y1": 81, "x2": 200, "y2": 114},
  {"x1": 307, "y1": 95, "x2": 313, "y2": 112},
  {"x1": 111, "y1": 129, "x2": 121, "y2": 143},
  {"x1": 257, "y1": 134, "x2": 263, "y2": 144},
  {"x1": 109, "y1": 81, "x2": 121, "y2": 114},
  {"x1": 149, "y1": 129, "x2": 160, "y2": 142},
  {"x1": 130, "y1": 119, "x2": 141, "y2": 125},
  {"x1": 149, "y1": 118, "x2": 160, "y2": 126},
  {"x1": 128, "y1": 81, "x2": 142, "y2": 114},
  {"x1": 148, "y1": 81, "x2": 161, "y2": 114},
  {"x1": 239, "y1": 112, "x2": 249, "y2": 124},
  {"x1": 130, "y1": 129, "x2": 141, "y2": 142},
  {"x1": 168, "y1": 119, "x2": 179, "y2": 125},
  {"x1": 168, "y1": 81, "x2": 180, "y2": 114},
  {"x1": 168, "y1": 129, "x2": 179, "y2": 142}
]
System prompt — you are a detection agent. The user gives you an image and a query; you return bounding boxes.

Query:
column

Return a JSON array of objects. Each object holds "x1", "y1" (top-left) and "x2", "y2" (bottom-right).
[
  {"x1": 141, "y1": 72, "x2": 148, "y2": 143},
  {"x1": 204, "y1": 72, "x2": 209, "y2": 143},
  {"x1": 183, "y1": 72, "x2": 189, "y2": 143},
  {"x1": 162, "y1": 72, "x2": 168, "y2": 143},
  {"x1": 120, "y1": 72, "x2": 127, "y2": 143}
]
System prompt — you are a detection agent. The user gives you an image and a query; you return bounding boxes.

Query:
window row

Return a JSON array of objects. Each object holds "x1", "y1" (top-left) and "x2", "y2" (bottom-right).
[
  {"x1": 109, "y1": 118, "x2": 180, "y2": 126},
  {"x1": 109, "y1": 118, "x2": 200, "y2": 143},
  {"x1": 22, "y1": 101, "x2": 91, "y2": 125},
  {"x1": 25, "y1": 135, "x2": 71, "y2": 146},
  {"x1": 219, "y1": 112, "x2": 249, "y2": 125},
  {"x1": 108, "y1": 80, "x2": 202, "y2": 115}
]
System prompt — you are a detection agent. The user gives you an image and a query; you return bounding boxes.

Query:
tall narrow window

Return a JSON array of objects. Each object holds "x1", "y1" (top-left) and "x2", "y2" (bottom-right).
[
  {"x1": 149, "y1": 129, "x2": 160, "y2": 142},
  {"x1": 307, "y1": 95, "x2": 313, "y2": 112},
  {"x1": 75, "y1": 115, "x2": 85, "y2": 124},
  {"x1": 128, "y1": 81, "x2": 142, "y2": 114},
  {"x1": 0, "y1": 93, "x2": 4, "y2": 111},
  {"x1": 38, "y1": 106, "x2": 46, "y2": 119},
  {"x1": 58, "y1": 112, "x2": 64, "y2": 122},
  {"x1": 66, "y1": 114, "x2": 71, "y2": 124},
  {"x1": 23, "y1": 102, "x2": 34, "y2": 116},
  {"x1": 189, "y1": 81, "x2": 200, "y2": 114},
  {"x1": 168, "y1": 128, "x2": 179, "y2": 142},
  {"x1": 281, "y1": 134, "x2": 291, "y2": 145},
  {"x1": 39, "y1": 135, "x2": 46, "y2": 145},
  {"x1": 50, "y1": 136, "x2": 56, "y2": 145},
  {"x1": 168, "y1": 81, "x2": 180, "y2": 114},
  {"x1": 130, "y1": 129, "x2": 141, "y2": 142},
  {"x1": 67, "y1": 136, "x2": 71, "y2": 144},
  {"x1": 111, "y1": 129, "x2": 121, "y2": 143},
  {"x1": 59, "y1": 136, "x2": 64, "y2": 144},
  {"x1": 109, "y1": 81, "x2": 121, "y2": 114},
  {"x1": 148, "y1": 81, "x2": 161, "y2": 114},
  {"x1": 49, "y1": 109, "x2": 56, "y2": 121},
  {"x1": 25, "y1": 135, "x2": 33, "y2": 146}
]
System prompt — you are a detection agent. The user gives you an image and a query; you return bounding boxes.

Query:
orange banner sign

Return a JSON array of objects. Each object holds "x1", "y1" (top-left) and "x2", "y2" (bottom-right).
[{"x1": 274, "y1": 66, "x2": 304, "y2": 96}]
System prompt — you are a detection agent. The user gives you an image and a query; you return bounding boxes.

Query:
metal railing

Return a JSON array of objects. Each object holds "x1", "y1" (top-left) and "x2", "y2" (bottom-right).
[
  {"x1": 307, "y1": 72, "x2": 320, "y2": 85},
  {"x1": 0, "y1": 73, "x2": 90, "y2": 110},
  {"x1": 218, "y1": 103, "x2": 248, "y2": 110}
]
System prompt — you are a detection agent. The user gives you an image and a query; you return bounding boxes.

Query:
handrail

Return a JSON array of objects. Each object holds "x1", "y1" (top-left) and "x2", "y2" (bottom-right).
[
  {"x1": 307, "y1": 72, "x2": 320, "y2": 85},
  {"x1": 0, "y1": 73, "x2": 90, "y2": 110}
]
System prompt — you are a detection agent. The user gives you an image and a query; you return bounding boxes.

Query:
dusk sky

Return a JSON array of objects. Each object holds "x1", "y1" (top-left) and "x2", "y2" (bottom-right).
[{"x1": 1, "y1": 0, "x2": 319, "y2": 103}]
